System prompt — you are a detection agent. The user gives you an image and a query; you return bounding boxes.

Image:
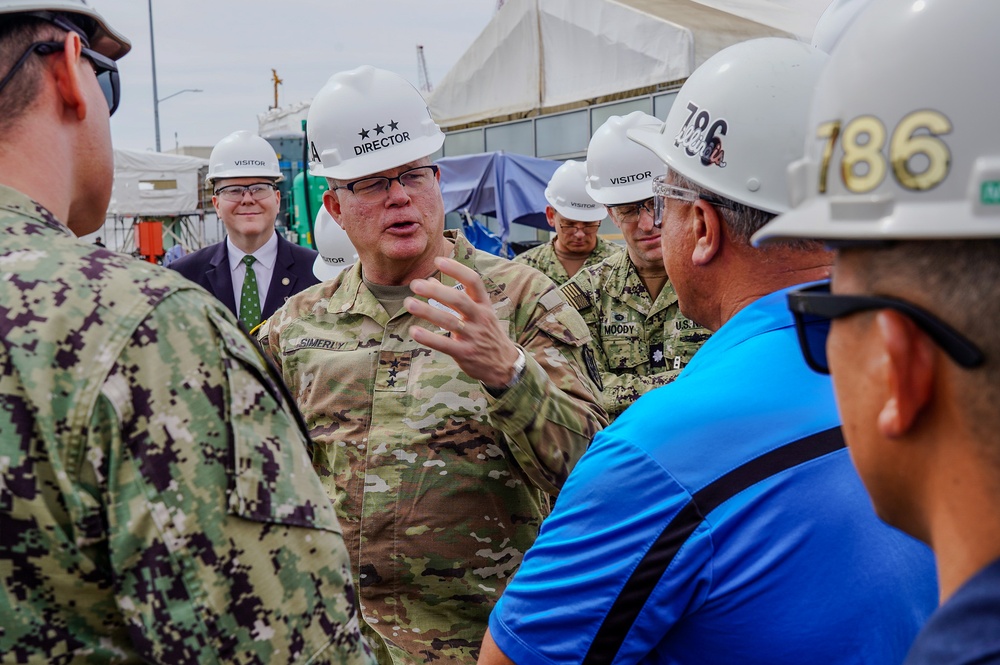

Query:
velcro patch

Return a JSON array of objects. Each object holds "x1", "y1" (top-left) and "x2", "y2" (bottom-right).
[{"x1": 560, "y1": 282, "x2": 591, "y2": 311}]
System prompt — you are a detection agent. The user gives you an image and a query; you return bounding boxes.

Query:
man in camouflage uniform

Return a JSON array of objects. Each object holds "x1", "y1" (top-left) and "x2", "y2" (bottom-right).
[
  {"x1": 258, "y1": 66, "x2": 607, "y2": 664},
  {"x1": 0, "y1": 4, "x2": 374, "y2": 663},
  {"x1": 513, "y1": 159, "x2": 621, "y2": 285},
  {"x1": 561, "y1": 113, "x2": 710, "y2": 419}
]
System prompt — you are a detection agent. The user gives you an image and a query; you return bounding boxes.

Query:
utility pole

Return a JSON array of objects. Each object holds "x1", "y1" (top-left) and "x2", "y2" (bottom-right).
[
  {"x1": 148, "y1": 0, "x2": 161, "y2": 151},
  {"x1": 416, "y1": 45, "x2": 433, "y2": 94},
  {"x1": 271, "y1": 69, "x2": 283, "y2": 109}
]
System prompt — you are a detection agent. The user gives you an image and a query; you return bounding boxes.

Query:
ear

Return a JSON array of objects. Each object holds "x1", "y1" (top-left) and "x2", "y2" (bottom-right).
[
  {"x1": 323, "y1": 189, "x2": 344, "y2": 226},
  {"x1": 51, "y1": 32, "x2": 88, "y2": 120},
  {"x1": 273, "y1": 188, "x2": 281, "y2": 208},
  {"x1": 690, "y1": 199, "x2": 722, "y2": 267},
  {"x1": 545, "y1": 206, "x2": 557, "y2": 229},
  {"x1": 211, "y1": 195, "x2": 221, "y2": 214},
  {"x1": 875, "y1": 309, "x2": 935, "y2": 438}
]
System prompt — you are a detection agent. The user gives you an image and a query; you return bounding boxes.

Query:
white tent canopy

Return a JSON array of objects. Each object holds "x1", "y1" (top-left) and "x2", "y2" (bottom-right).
[
  {"x1": 426, "y1": 0, "x2": 833, "y2": 129},
  {"x1": 108, "y1": 149, "x2": 208, "y2": 216}
]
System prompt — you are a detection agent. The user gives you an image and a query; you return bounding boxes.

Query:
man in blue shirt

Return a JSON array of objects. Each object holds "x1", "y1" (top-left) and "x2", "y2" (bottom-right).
[
  {"x1": 480, "y1": 36, "x2": 937, "y2": 665},
  {"x1": 753, "y1": 1, "x2": 1000, "y2": 663}
]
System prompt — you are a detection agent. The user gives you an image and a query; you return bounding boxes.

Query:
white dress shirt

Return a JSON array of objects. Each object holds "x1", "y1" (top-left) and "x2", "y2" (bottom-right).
[{"x1": 227, "y1": 233, "x2": 278, "y2": 312}]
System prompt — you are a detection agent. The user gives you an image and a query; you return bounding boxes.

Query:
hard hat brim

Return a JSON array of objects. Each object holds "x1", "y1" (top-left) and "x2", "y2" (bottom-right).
[
  {"x1": 548, "y1": 202, "x2": 607, "y2": 223},
  {"x1": 752, "y1": 196, "x2": 1000, "y2": 247},
  {"x1": 313, "y1": 254, "x2": 353, "y2": 281},
  {"x1": 309, "y1": 133, "x2": 444, "y2": 181}
]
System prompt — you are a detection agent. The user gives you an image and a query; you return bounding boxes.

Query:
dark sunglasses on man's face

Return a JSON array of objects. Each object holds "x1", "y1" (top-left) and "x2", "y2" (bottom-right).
[
  {"x1": 787, "y1": 281, "x2": 985, "y2": 375},
  {"x1": 0, "y1": 40, "x2": 120, "y2": 116}
]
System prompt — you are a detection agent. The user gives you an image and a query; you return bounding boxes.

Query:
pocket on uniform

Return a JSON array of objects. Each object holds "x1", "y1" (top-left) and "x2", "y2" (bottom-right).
[
  {"x1": 601, "y1": 336, "x2": 645, "y2": 371},
  {"x1": 206, "y1": 308, "x2": 342, "y2": 534}
]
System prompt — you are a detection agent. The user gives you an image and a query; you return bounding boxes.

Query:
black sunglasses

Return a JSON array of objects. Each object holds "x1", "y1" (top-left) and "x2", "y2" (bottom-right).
[
  {"x1": 0, "y1": 40, "x2": 120, "y2": 116},
  {"x1": 787, "y1": 282, "x2": 985, "y2": 374}
]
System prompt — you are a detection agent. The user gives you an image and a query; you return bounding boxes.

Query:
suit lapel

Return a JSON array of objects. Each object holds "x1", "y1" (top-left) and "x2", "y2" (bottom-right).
[
  {"x1": 261, "y1": 235, "x2": 295, "y2": 320},
  {"x1": 206, "y1": 243, "x2": 237, "y2": 316}
]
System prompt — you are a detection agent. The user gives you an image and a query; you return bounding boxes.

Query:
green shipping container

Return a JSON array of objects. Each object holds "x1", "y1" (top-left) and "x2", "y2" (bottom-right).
[{"x1": 291, "y1": 170, "x2": 328, "y2": 248}]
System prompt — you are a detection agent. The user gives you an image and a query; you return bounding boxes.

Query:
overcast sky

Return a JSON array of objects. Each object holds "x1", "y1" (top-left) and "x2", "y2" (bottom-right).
[{"x1": 95, "y1": 0, "x2": 497, "y2": 152}]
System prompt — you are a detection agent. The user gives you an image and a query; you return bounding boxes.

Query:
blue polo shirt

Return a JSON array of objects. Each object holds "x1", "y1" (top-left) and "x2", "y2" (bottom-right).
[{"x1": 489, "y1": 285, "x2": 937, "y2": 664}]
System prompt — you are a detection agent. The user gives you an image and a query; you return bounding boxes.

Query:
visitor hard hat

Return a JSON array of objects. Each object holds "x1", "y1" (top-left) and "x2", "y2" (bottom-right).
[
  {"x1": 629, "y1": 38, "x2": 827, "y2": 215},
  {"x1": 585, "y1": 112, "x2": 665, "y2": 206},
  {"x1": 545, "y1": 160, "x2": 605, "y2": 222},
  {"x1": 0, "y1": 0, "x2": 130, "y2": 59},
  {"x1": 313, "y1": 207, "x2": 357, "y2": 281},
  {"x1": 753, "y1": 0, "x2": 1000, "y2": 245},
  {"x1": 307, "y1": 65, "x2": 445, "y2": 180},
  {"x1": 207, "y1": 131, "x2": 283, "y2": 185}
]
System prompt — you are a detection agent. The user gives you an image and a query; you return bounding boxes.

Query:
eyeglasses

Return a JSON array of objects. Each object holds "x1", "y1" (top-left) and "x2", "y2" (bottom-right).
[
  {"x1": 651, "y1": 178, "x2": 733, "y2": 228},
  {"x1": 557, "y1": 221, "x2": 601, "y2": 234},
  {"x1": 0, "y1": 41, "x2": 120, "y2": 116},
  {"x1": 608, "y1": 198, "x2": 655, "y2": 225},
  {"x1": 787, "y1": 282, "x2": 985, "y2": 375},
  {"x1": 214, "y1": 183, "x2": 277, "y2": 202},
  {"x1": 335, "y1": 165, "x2": 439, "y2": 202}
]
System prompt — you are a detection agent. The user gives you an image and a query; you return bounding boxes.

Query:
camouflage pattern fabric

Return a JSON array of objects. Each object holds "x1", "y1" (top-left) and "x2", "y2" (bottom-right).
[
  {"x1": 512, "y1": 236, "x2": 623, "y2": 285},
  {"x1": 560, "y1": 250, "x2": 711, "y2": 418},
  {"x1": 0, "y1": 186, "x2": 375, "y2": 665},
  {"x1": 259, "y1": 231, "x2": 607, "y2": 664}
]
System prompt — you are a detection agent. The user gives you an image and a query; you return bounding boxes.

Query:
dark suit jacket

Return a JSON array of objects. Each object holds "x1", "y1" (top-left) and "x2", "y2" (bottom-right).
[{"x1": 170, "y1": 233, "x2": 320, "y2": 323}]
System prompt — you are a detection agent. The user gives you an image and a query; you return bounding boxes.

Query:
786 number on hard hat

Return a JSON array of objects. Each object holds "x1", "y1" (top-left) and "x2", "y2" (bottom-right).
[{"x1": 815, "y1": 109, "x2": 952, "y2": 194}]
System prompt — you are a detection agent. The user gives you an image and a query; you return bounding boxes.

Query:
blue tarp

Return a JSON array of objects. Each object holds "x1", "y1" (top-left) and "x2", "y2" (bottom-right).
[{"x1": 436, "y1": 151, "x2": 561, "y2": 243}]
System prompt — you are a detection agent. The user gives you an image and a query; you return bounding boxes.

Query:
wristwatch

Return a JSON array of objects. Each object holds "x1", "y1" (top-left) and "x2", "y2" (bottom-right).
[{"x1": 486, "y1": 347, "x2": 527, "y2": 396}]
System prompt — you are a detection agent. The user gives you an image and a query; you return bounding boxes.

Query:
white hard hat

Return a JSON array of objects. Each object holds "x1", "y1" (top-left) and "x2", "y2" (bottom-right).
[
  {"x1": 545, "y1": 160, "x2": 605, "y2": 222},
  {"x1": 0, "y1": 0, "x2": 130, "y2": 59},
  {"x1": 629, "y1": 38, "x2": 827, "y2": 215},
  {"x1": 207, "y1": 130, "x2": 283, "y2": 186},
  {"x1": 585, "y1": 112, "x2": 666, "y2": 205},
  {"x1": 754, "y1": 0, "x2": 1000, "y2": 245},
  {"x1": 313, "y1": 207, "x2": 357, "y2": 281},
  {"x1": 307, "y1": 65, "x2": 445, "y2": 181},
  {"x1": 811, "y1": 0, "x2": 871, "y2": 53}
]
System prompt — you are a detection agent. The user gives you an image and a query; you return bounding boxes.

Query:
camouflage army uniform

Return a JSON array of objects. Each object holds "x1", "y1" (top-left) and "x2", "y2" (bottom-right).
[
  {"x1": 512, "y1": 236, "x2": 623, "y2": 285},
  {"x1": 259, "y1": 231, "x2": 607, "y2": 664},
  {"x1": 0, "y1": 186, "x2": 375, "y2": 665},
  {"x1": 561, "y1": 250, "x2": 711, "y2": 419}
]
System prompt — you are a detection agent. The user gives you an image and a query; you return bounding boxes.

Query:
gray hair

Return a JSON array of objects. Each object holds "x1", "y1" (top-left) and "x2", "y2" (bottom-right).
[{"x1": 669, "y1": 170, "x2": 824, "y2": 252}]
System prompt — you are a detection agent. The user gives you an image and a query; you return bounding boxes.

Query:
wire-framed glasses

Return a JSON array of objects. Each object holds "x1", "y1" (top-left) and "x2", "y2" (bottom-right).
[
  {"x1": 335, "y1": 165, "x2": 440, "y2": 202},
  {"x1": 215, "y1": 183, "x2": 277, "y2": 202},
  {"x1": 608, "y1": 198, "x2": 655, "y2": 225}
]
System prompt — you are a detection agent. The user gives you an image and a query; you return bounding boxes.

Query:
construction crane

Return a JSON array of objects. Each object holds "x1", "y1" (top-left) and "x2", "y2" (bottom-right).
[
  {"x1": 416, "y1": 45, "x2": 433, "y2": 93},
  {"x1": 271, "y1": 68, "x2": 283, "y2": 109}
]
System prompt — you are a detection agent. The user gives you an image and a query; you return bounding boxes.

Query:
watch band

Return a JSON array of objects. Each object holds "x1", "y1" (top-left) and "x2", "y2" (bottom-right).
[{"x1": 485, "y1": 347, "x2": 526, "y2": 397}]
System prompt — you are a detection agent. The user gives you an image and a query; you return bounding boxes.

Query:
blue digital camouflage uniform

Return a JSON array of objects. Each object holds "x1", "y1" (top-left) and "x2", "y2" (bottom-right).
[
  {"x1": 560, "y1": 250, "x2": 711, "y2": 418},
  {"x1": 259, "y1": 230, "x2": 608, "y2": 664},
  {"x1": 512, "y1": 236, "x2": 623, "y2": 285},
  {"x1": 0, "y1": 186, "x2": 375, "y2": 665}
]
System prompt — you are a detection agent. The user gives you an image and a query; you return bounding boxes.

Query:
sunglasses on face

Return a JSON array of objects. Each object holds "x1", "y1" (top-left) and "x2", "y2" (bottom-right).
[
  {"x1": 0, "y1": 40, "x2": 120, "y2": 116},
  {"x1": 787, "y1": 282, "x2": 985, "y2": 374}
]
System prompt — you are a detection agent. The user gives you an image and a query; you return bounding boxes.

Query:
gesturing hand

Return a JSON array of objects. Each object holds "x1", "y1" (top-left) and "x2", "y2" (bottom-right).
[{"x1": 405, "y1": 256, "x2": 521, "y2": 389}]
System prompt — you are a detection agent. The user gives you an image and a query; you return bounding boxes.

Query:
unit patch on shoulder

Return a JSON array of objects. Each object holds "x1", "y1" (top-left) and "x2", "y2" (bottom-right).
[
  {"x1": 560, "y1": 282, "x2": 591, "y2": 311},
  {"x1": 582, "y1": 345, "x2": 604, "y2": 392}
]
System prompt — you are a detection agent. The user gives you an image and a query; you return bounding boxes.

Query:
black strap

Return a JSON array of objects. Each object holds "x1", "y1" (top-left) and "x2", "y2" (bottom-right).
[{"x1": 582, "y1": 426, "x2": 846, "y2": 665}]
